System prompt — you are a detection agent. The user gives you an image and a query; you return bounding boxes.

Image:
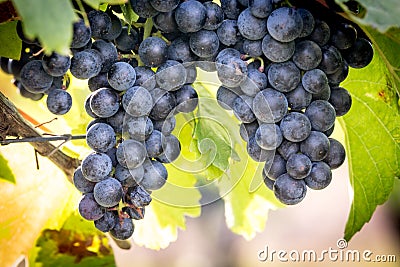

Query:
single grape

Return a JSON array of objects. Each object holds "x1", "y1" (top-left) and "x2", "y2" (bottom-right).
[
  {"x1": 149, "y1": 88, "x2": 177, "y2": 120},
  {"x1": 130, "y1": 0, "x2": 159, "y2": 18},
  {"x1": 247, "y1": 136, "x2": 275, "y2": 162},
  {"x1": 149, "y1": 0, "x2": 179, "y2": 12},
  {"x1": 263, "y1": 172, "x2": 275, "y2": 190},
  {"x1": 220, "y1": 0, "x2": 241, "y2": 19},
  {"x1": 262, "y1": 34, "x2": 295, "y2": 63},
  {"x1": 175, "y1": 0, "x2": 206, "y2": 33},
  {"x1": 190, "y1": 30, "x2": 220, "y2": 58},
  {"x1": 329, "y1": 87, "x2": 352, "y2": 116},
  {"x1": 122, "y1": 86, "x2": 153, "y2": 117},
  {"x1": 241, "y1": 68, "x2": 268, "y2": 97},
  {"x1": 70, "y1": 49, "x2": 102, "y2": 79},
  {"x1": 273, "y1": 173, "x2": 307, "y2": 205},
  {"x1": 78, "y1": 193, "x2": 104, "y2": 221},
  {"x1": 20, "y1": 60, "x2": 53, "y2": 93},
  {"x1": 86, "y1": 123, "x2": 116, "y2": 153},
  {"x1": 301, "y1": 69, "x2": 329, "y2": 95},
  {"x1": 305, "y1": 100, "x2": 336, "y2": 132},
  {"x1": 102, "y1": 12, "x2": 123, "y2": 41},
  {"x1": 73, "y1": 167, "x2": 96, "y2": 193},
  {"x1": 318, "y1": 45, "x2": 343, "y2": 75},
  {"x1": 107, "y1": 62, "x2": 136, "y2": 91},
  {"x1": 232, "y1": 95, "x2": 257, "y2": 123},
  {"x1": 237, "y1": 8, "x2": 268, "y2": 40},
  {"x1": 216, "y1": 55, "x2": 248, "y2": 88},
  {"x1": 292, "y1": 40, "x2": 322, "y2": 71},
  {"x1": 46, "y1": 89, "x2": 72, "y2": 115},
  {"x1": 277, "y1": 139, "x2": 299, "y2": 160},
  {"x1": 153, "y1": 11, "x2": 178, "y2": 33},
  {"x1": 94, "y1": 177, "x2": 123, "y2": 208},
  {"x1": 217, "y1": 20, "x2": 240, "y2": 46},
  {"x1": 88, "y1": 10, "x2": 112, "y2": 39},
  {"x1": 106, "y1": 108, "x2": 125, "y2": 134},
  {"x1": 216, "y1": 86, "x2": 241, "y2": 110},
  {"x1": 42, "y1": 52, "x2": 71, "y2": 77},
  {"x1": 126, "y1": 185, "x2": 152, "y2": 207},
  {"x1": 300, "y1": 131, "x2": 330, "y2": 161},
  {"x1": 168, "y1": 37, "x2": 197, "y2": 63},
  {"x1": 122, "y1": 206, "x2": 145, "y2": 220},
  {"x1": 304, "y1": 161, "x2": 332, "y2": 190},
  {"x1": 323, "y1": 138, "x2": 346, "y2": 169},
  {"x1": 92, "y1": 39, "x2": 118, "y2": 73},
  {"x1": 253, "y1": 88, "x2": 288, "y2": 123},
  {"x1": 280, "y1": 112, "x2": 312, "y2": 142},
  {"x1": 286, "y1": 153, "x2": 312, "y2": 179},
  {"x1": 330, "y1": 23, "x2": 357, "y2": 50},
  {"x1": 88, "y1": 73, "x2": 110, "y2": 92},
  {"x1": 134, "y1": 66, "x2": 156, "y2": 90},
  {"x1": 138, "y1": 37, "x2": 168, "y2": 68},
  {"x1": 141, "y1": 159, "x2": 168, "y2": 190},
  {"x1": 243, "y1": 39, "x2": 263, "y2": 57},
  {"x1": 89, "y1": 88, "x2": 120, "y2": 118},
  {"x1": 114, "y1": 164, "x2": 144, "y2": 187},
  {"x1": 342, "y1": 38, "x2": 374, "y2": 69},
  {"x1": 125, "y1": 115, "x2": 153, "y2": 141},
  {"x1": 94, "y1": 210, "x2": 118, "y2": 232},
  {"x1": 152, "y1": 116, "x2": 176, "y2": 136},
  {"x1": 81, "y1": 152, "x2": 112, "y2": 182},
  {"x1": 203, "y1": 1, "x2": 224, "y2": 30},
  {"x1": 264, "y1": 154, "x2": 286, "y2": 180},
  {"x1": 327, "y1": 60, "x2": 349, "y2": 85},
  {"x1": 105, "y1": 147, "x2": 118, "y2": 167},
  {"x1": 174, "y1": 84, "x2": 199, "y2": 113},
  {"x1": 157, "y1": 134, "x2": 181, "y2": 163},
  {"x1": 267, "y1": 7, "x2": 303, "y2": 42},
  {"x1": 309, "y1": 20, "x2": 330, "y2": 47},
  {"x1": 311, "y1": 85, "x2": 331, "y2": 101},
  {"x1": 298, "y1": 8, "x2": 315, "y2": 38},
  {"x1": 239, "y1": 121, "x2": 259, "y2": 142},
  {"x1": 116, "y1": 140, "x2": 147, "y2": 169},
  {"x1": 110, "y1": 218, "x2": 134, "y2": 240},
  {"x1": 249, "y1": 0, "x2": 273, "y2": 19},
  {"x1": 145, "y1": 130, "x2": 166, "y2": 158},
  {"x1": 285, "y1": 83, "x2": 312, "y2": 111},
  {"x1": 71, "y1": 19, "x2": 92, "y2": 49},
  {"x1": 268, "y1": 61, "x2": 301, "y2": 93},
  {"x1": 156, "y1": 60, "x2": 187, "y2": 91},
  {"x1": 255, "y1": 123, "x2": 283, "y2": 150}
]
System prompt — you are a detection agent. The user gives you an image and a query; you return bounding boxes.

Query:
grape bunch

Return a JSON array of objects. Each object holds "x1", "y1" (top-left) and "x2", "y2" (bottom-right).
[
  {"x1": 0, "y1": 0, "x2": 374, "y2": 239},
  {"x1": 212, "y1": 0, "x2": 373, "y2": 205},
  {"x1": 69, "y1": 4, "x2": 198, "y2": 240}
]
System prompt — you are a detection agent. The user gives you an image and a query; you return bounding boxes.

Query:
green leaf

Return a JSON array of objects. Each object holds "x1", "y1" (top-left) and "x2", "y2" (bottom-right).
[
  {"x1": 336, "y1": 0, "x2": 400, "y2": 32},
  {"x1": 0, "y1": 21, "x2": 22, "y2": 60},
  {"x1": 121, "y1": 2, "x2": 139, "y2": 25},
  {"x1": 340, "y1": 48, "x2": 400, "y2": 240},
  {"x1": 30, "y1": 213, "x2": 115, "y2": 267},
  {"x1": 83, "y1": 0, "x2": 127, "y2": 10},
  {"x1": 0, "y1": 152, "x2": 16, "y2": 183},
  {"x1": 0, "y1": 143, "x2": 80, "y2": 267},
  {"x1": 11, "y1": 0, "x2": 77, "y2": 54}
]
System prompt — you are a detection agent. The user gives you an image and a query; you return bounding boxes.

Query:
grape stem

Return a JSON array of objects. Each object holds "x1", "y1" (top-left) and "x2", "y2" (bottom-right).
[
  {"x1": 0, "y1": 134, "x2": 86, "y2": 145},
  {"x1": 0, "y1": 91, "x2": 80, "y2": 180}
]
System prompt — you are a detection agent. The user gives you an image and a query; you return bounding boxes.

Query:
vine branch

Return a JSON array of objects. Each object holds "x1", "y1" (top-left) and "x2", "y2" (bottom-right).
[{"x1": 0, "y1": 91, "x2": 81, "y2": 180}]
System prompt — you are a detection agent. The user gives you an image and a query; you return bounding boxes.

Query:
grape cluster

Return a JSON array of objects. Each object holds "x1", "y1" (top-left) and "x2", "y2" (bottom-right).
[
  {"x1": 212, "y1": 1, "x2": 373, "y2": 205},
  {"x1": 70, "y1": 4, "x2": 198, "y2": 240},
  {"x1": 0, "y1": 0, "x2": 375, "y2": 238}
]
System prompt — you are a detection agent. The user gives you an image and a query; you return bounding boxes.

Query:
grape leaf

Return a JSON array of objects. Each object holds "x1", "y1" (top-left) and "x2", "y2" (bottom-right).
[
  {"x1": 0, "y1": 152, "x2": 16, "y2": 183},
  {"x1": 340, "y1": 46, "x2": 400, "y2": 240},
  {"x1": 0, "y1": 143, "x2": 80, "y2": 267},
  {"x1": 30, "y1": 213, "x2": 115, "y2": 267},
  {"x1": 11, "y1": 0, "x2": 77, "y2": 54},
  {"x1": 0, "y1": 21, "x2": 22, "y2": 60},
  {"x1": 83, "y1": 0, "x2": 127, "y2": 9},
  {"x1": 335, "y1": 0, "x2": 400, "y2": 32}
]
